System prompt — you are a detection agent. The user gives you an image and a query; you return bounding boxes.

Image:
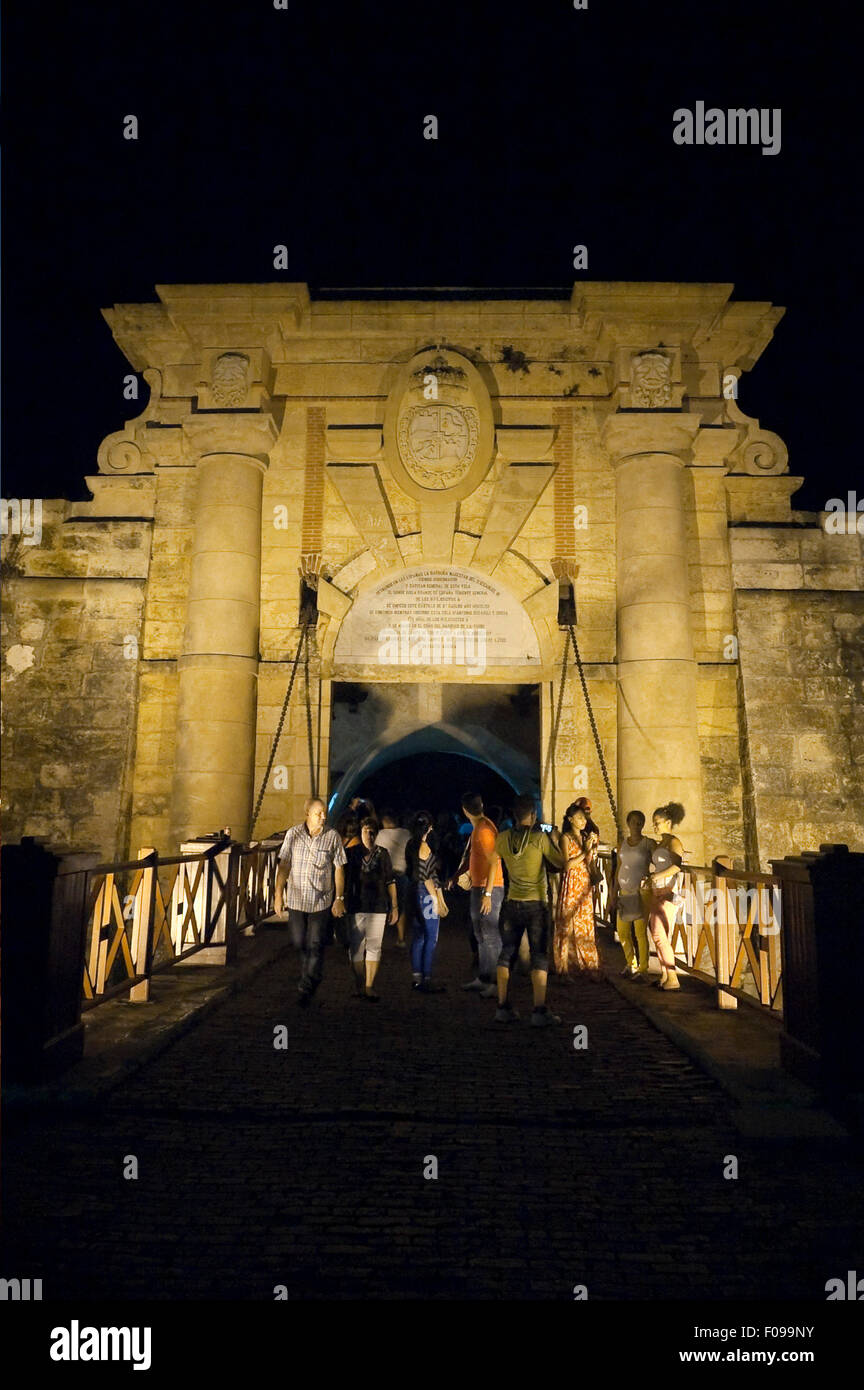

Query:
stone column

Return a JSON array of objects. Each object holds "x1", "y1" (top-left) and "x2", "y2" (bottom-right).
[
  {"x1": 170, "y1": 415, "x2": 279, "y2": 847},
  {"x1": 603, "y1": 413, "x2": 705, "y2": 865}
]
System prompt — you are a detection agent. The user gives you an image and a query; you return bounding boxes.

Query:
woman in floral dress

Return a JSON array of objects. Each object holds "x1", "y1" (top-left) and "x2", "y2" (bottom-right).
[{"x1": 553, "y1": 802, "x2": 601, "y2": 977}]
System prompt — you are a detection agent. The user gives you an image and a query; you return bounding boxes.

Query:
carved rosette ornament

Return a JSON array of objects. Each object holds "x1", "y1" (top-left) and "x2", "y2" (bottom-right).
[
  {"x1": 630, "y1": 351, "x2": 673, "y2": 408},
  {"x1": 383, "y1": 347, "x2": 495, "y2": 502}
]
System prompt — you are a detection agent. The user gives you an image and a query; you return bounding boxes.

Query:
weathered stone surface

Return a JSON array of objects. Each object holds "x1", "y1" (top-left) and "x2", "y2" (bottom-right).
[
  {"x1": 736, "y1": 585, "x2": 864, "y2": 865},
  {"x1": 2, "y1": 285, "x2": 858, "y2": 871}
]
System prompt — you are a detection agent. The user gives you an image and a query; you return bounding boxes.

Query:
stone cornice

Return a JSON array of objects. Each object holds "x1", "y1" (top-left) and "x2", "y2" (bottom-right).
[{"x1": 102, "y1": 284, "x2": 786, "y2": 385}]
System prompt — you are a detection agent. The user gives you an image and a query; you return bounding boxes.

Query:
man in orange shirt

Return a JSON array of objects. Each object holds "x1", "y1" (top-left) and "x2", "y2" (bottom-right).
[{"x1": 458, "y1": 793, "x2": 504, "y2": 998}]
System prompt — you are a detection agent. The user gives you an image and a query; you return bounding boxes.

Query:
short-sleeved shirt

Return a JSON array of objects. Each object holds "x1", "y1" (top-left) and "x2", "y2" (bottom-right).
[
  {"x1": 469, "y1": 817, "x2": 504, "y2": 888},
  {"x1": 375, "y1": 826, "x2": 410, "y2": 874},
  {"x1": 495, "y1": 826, "x2": 565, "y2": 902},
  {"x1": 345, "y1": 844, "x2": 396, "y2": 915},
  {"x1": 616, "y1": 835, "x2": 656, "y2": 921},
  {"x1": 278, "y1": 822, "x2": 347, "y2": 913}
]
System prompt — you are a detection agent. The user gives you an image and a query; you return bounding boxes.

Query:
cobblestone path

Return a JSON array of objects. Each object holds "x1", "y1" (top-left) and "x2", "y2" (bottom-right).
[{"x1": 3, "y1": 924, "x2": 863, "y2": 1300}]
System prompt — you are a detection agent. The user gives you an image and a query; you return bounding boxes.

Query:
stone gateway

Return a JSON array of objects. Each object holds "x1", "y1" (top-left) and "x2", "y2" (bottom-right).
[{"x1": 2, "y1": 283, "x2": 862, "y2": 869}]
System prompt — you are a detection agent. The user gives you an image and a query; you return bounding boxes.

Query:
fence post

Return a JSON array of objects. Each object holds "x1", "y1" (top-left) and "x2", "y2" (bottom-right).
[
  {"x1": 771, "y1": 843, "x2": 864, "y2": 1107},
  {"x1": 175, "y1": 839, "x2": 234, "y2": 966},
  {"x1": 713, "y1": 873, "x2": 738, "y2": 1012},
  {"x1": 129, "y1": 848, "x2": 157, "y2": 1003},
  {"x1": 0, "y1": 839, "x2": 97, "y2": 1081},
  {"x1": 808, "y1": 844, "x2": 864, "y2": 1103},
  {"x1": 770, "y1": 854, "x2": 821, "y2": 1087},
  {"x1": 223, "y1": 842, "x2": 240, "y2": 959}
]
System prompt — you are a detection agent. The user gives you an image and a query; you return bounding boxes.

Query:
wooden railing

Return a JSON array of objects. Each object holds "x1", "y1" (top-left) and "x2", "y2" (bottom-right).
[
  {"x1": 76, "y1": 840, "x2": 279, "y2": 1010},
  {"x1": 593, "y1": 849, "x2": 783, "y2": 1014}
]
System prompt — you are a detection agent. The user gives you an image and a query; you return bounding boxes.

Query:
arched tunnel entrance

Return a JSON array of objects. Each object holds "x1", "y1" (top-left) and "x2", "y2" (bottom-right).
[
  {"x1": 328, "y1": 682, "x2": 541, "y2": 829},
  {"x1": 348, "y1": 751, "x2": 516, "y2": 821}
]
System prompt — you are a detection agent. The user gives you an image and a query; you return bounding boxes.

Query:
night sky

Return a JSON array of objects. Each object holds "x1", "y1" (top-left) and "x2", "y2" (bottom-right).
[{"x1": 3, "y1": 1, "x2": 858, "y2": 508}]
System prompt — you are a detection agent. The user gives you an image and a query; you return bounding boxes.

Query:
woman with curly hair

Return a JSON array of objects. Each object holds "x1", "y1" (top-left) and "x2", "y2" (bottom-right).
[{"x1": 648, "y1": 801, "x2": 686, "y2": 991}]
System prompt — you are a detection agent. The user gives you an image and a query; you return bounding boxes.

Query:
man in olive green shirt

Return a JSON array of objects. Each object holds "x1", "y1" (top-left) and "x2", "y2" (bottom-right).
[{"x1": 481, "y1": 793, "x2": 565, "y2": 1026}]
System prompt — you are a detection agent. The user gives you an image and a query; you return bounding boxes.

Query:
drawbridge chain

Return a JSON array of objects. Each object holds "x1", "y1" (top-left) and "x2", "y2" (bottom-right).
[
  {"x1": 251, "y1": 621, "x2": 310, "y2": 836},
  {"x1": 566, "y1": 624, "x2": 619, "y2": 835},
  {"x1": 303, "y1": 622, "x2": 318, "y2": 800}
]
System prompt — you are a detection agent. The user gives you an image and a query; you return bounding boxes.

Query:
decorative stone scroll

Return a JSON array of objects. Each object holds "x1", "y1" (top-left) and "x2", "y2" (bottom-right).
[
  {"x1": 96, "y1": 368, "x2": 163, "y2": 474},
  {"x1": 724, "y1": 397, "x2": 789, "y2": 476}
]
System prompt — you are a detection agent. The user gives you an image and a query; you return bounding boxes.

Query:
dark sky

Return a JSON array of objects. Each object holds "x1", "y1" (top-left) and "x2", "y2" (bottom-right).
[{"x1": 3, "y1": 1, "x2": 858, "y2": 508}]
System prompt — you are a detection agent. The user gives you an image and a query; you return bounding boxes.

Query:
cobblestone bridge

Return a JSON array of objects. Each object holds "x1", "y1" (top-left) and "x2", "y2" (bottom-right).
[{"x1": 3, "y1": 921, "x2": 862, "y2": 1301}]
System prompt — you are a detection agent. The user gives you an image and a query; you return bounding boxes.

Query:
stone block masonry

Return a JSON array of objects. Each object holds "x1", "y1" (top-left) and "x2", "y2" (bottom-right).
[
  {"x1": 1, "y1": 504, "x2": 151, "y2": 859},
  {"x1": 733, "y1": 524, "x2": 864, "y2": 866},
  {"x1": 6, "y1": 283, "x2": 856, "y2": 872}
]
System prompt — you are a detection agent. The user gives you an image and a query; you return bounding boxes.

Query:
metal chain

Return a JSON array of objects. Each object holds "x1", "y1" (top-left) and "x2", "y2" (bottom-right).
[
  {"x1": 250, "y1": 623, "x2": 309, "y2": 835},
  {"x1": 541, "y1": 630, "x2": 570, "y2": 797},
  {"x1": 567, "y1": 624, "x2": 619, "y2": 834},
  {"x1": 303, "y1": 622, "x2": 318, "y2": 798}
]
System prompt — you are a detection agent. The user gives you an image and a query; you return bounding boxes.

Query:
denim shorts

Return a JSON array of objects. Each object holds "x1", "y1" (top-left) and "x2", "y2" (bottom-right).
[{"x1": 498, "y1": 899, "x2": 550, "y2": 972}]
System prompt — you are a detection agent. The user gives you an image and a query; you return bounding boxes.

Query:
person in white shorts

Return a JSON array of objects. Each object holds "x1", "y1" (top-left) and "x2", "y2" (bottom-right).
[{"x1": 344, "y1": 816, "x2": 398, "y2": 1001}]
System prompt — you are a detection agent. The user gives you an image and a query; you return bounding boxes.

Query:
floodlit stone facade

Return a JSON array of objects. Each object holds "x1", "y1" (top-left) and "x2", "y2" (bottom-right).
[{"x1": 2, "y1": 283, "x2": 862, "y2": 868}]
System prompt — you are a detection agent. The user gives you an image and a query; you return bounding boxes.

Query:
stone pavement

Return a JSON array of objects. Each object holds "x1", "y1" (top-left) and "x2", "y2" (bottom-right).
[{"x1": 2, "y1": 918, "x2": 863, "y2": 1301}]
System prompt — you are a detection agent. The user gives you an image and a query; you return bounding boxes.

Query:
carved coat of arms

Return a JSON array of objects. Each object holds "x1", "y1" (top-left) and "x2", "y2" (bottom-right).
[
  {"x1": 384, "y1": 346, "x2": 494, "y2": 501},
  {"x1": 397, "y1": 401, "x2": 479, "y2": 489}
]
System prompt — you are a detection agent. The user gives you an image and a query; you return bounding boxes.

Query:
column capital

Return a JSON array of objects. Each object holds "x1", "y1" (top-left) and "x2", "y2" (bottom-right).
[
  {"x1": 182, "y1": 410, "x2": 281, "y2": 463},
  {"x1": 601, "y1": 411, "x2": 702, "y2": 465}
]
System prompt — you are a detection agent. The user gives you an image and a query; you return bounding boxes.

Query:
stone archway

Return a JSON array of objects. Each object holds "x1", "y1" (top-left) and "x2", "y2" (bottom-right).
[{"x1": 329, "y1": 718, "x2": 539, "y2": 824}]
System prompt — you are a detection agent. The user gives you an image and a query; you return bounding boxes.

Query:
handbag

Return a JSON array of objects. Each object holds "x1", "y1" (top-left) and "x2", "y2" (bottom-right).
[{"x1": 454, "y1": 835, "x2": 472, "y2": 892}]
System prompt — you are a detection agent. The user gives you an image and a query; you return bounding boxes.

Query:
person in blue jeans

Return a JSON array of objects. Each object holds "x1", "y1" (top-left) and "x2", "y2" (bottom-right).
[
  {"x1": 405, "y1": 811, "x2": 448, "y2": 994},
  {"x1": 457, "y1": 792, "x2": 504, "y2": 999}
]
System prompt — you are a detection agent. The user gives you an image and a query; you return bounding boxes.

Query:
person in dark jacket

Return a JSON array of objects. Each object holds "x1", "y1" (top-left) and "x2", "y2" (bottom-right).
[{"x1": 344, "y1": 816, "x2": 398, "y2": 1001}]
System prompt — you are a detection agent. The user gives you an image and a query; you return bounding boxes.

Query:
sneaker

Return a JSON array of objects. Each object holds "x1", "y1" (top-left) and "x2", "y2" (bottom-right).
[
  {"x1": 531, "y1": 1007, "x2": 562, "y2": 1027},
  {"x1": 494, "y1": 1004, "x2": 520, "y2": 1023},
  {"x1": 419, "y1": 981, "x2": 446, "y2": 994},
  {"x1": 479, "y1": 983, "x2": 498, "y2": 998},
  {"x1": 619, "y1": 965, "x2": 633, "y2": 977},
  {"x1": 461, "y1": 978, "x2": 484, "y2": 992},
  {"x1": 363, "y1": 990, "x2": 380, "y2": 1002}
]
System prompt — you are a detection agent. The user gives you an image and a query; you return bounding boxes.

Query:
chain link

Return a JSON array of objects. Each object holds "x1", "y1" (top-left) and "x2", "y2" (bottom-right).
[
  {"x1": 250, "y1": 622, "x2": 309, "y2": 835},
  {"x1": 567, "y1": 625, "x2": 619, "y2": 834}
]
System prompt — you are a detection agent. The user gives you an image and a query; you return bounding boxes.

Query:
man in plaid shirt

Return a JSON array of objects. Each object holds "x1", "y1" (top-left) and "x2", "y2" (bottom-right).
[{"x1": 274, "y1": 797, "x2": 347, "y2": 1005}]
